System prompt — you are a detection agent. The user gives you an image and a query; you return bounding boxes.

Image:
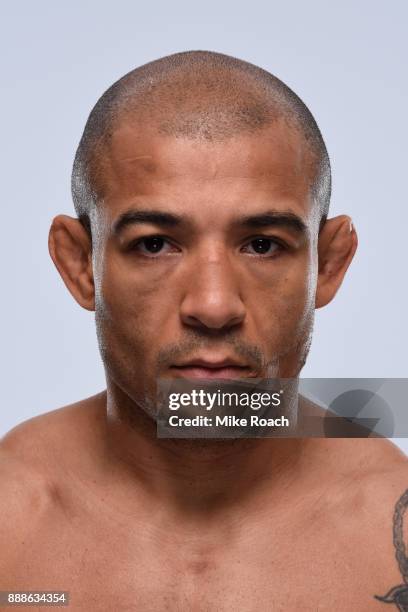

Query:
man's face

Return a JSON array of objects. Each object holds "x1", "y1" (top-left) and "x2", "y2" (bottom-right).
[{"x1": 90, "y1": 118, "x2": 319, "y2": 411}]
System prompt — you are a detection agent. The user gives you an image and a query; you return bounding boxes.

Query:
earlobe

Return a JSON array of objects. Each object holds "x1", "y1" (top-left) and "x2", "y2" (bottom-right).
[
  {"x1": 48, "y1": 215, "x2": 95, "y2": 311},
  {"x1": 315, "y1": 215, "x2": 358, "y2": 309}
]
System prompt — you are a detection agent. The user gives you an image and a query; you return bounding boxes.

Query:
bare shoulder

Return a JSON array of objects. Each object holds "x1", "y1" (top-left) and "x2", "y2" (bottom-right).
[
  {"x1": 352, "y1": 440, "x2": 408, "y2": 601},
  {"x1": 299, "y1": 439, "x2": 408, "y2": 603},
  {"x1": 317, "y1": 438, "x2": 408, "y2": 564},
  {"x1": 320, "y1": 437, "x2": 408, "y2": 507},
  {"x1": 357, "y1": 440, "x2": 408, "y2": 531},
  {"x1": 307, "y1": 437, "x2": 408, "y2": 547},
  {"x1": 0, "y1": 446, "x2": 57, "y2": 580},
  {"x1": 0, "y1": 446, "x2": 54, "y2": 530},
  {"x1": 0, "y1": 391, "x2": 106, "y2": 466},
  {"x1": 0, "y1": 392, "x2": 106, "y2": 535},
  {"x1": 0, "y1": 392, "x2": 106, "y2": 579}
]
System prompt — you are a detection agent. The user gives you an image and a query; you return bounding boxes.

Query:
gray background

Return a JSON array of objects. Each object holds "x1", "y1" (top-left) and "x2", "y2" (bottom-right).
[{"x1": 1, "y1": 1, "x2": 407, "y2": 453}]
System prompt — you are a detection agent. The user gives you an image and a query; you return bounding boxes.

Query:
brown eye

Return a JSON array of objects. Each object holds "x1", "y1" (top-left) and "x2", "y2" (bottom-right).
[
  {"x1": 141, "y1": 236, "x2": 165, "y2": 253},
  {"x1": 243, "y1": 238, "x2": 282, "y2": 256},
  {"x1": 127, "y1": 235, "x2": 180, "y2": 258}
]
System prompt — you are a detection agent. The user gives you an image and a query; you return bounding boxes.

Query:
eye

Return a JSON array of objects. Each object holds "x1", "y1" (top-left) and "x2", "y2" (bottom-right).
[
  {"x1": 128, "y1": 235, "x2": 179, "y2": 257},
  {"x1": 242, "y1": 237, "x2": 284, "y2": 257}
]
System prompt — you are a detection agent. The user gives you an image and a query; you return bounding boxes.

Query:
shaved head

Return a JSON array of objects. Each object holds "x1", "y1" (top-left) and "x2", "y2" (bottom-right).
[{"x1": 71, "y1": 50, "x2": 331, "y2": 236}]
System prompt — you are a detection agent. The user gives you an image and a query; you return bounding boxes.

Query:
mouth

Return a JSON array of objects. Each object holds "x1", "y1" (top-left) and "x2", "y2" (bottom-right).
[{"x1": 170, "y1": 357, "x2": 255, "y2": 380}]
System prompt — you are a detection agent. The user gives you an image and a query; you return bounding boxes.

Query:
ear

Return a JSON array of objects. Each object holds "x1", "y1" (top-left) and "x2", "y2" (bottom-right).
[
  {"x1": 48, "y1": 215, "x2": 95, "y2": 311},
  {"x1": 315, "y1": 215, "x2": 358, "y2": 309}
]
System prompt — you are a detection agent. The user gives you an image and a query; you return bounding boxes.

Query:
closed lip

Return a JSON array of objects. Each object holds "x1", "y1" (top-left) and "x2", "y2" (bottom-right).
[
  {"x1": 172, "y1": 357, "x2": 248, "y2": 369},
  {"x1": 170, "y1": 357, "x2": 256, "y2": 379}
]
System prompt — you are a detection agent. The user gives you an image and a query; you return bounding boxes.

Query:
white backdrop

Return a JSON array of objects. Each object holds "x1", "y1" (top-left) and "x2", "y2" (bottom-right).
[{"x1": 1, "y1": 0, "x2": 407, "y2": 453}]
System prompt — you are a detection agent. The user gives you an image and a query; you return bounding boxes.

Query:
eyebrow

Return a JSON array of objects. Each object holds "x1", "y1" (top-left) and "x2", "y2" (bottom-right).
[
  {"x1": 112, "y1": 210, "x2": 184, "y2": 235},
  {"x1": 235, "y1": 212, "x2": 307, "y2": 234},
  {"x1": 112, "y1": 208, "x2": 307, "y2": 235}
]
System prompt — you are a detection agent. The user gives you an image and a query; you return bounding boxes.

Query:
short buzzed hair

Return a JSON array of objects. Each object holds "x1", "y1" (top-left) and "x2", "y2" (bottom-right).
[{"x1": 71, "y1": 50, "x2": 331, "y2": 236}]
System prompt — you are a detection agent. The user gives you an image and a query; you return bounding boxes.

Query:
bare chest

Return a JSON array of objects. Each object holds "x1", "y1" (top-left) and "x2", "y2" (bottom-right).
[{"x1": 7, "y1": 512, "x2": 398, "y2": 612}]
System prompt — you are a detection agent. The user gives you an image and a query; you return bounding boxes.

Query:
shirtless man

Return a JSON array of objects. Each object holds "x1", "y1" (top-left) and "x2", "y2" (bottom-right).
[{"x1": 1, "y1": 51, "x2": 407, "y2": 611}]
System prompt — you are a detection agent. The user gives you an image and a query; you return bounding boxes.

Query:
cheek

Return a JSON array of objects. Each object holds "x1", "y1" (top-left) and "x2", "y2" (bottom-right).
[
  {"x1": 96, "y1": 249, "x2": 163, "y2": 320},
  {"x1": 94, "y1": 255, "x2": 186, "y2": 401},
  {"x1": 248, "y1": 255, "x2": 316, "y2": 346},
  {"x1": 286, "y1": 248, "x2": 317, "y2": 312},
  {"x1": 94, "y1": 254, "x2": 178, "y2": 367},
  {"x1": 94, "y1": 272, "x2": 158, "y2": 399}
]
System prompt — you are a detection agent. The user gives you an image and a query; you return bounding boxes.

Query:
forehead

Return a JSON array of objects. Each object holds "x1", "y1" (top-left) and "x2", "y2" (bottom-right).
[{"x1": 95, "y1": 118, "x2": 316, "y2": 223}]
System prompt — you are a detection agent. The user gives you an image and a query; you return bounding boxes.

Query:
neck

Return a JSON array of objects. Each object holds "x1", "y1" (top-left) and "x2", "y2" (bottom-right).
[{"x1": 102, "y1": 380, "x2": 307, "y2": 519}]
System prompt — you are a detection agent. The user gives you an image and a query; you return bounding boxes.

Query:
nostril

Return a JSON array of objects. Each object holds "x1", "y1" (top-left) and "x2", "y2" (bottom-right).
[{"x1": 180, "y1": 311, "x2": 245, "y2": 333}]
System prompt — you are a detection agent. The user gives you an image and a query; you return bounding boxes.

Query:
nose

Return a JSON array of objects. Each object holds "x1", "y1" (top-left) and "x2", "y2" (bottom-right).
[{"x1": 179, "y1": 252, "x2": 246, "y2": 331}]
